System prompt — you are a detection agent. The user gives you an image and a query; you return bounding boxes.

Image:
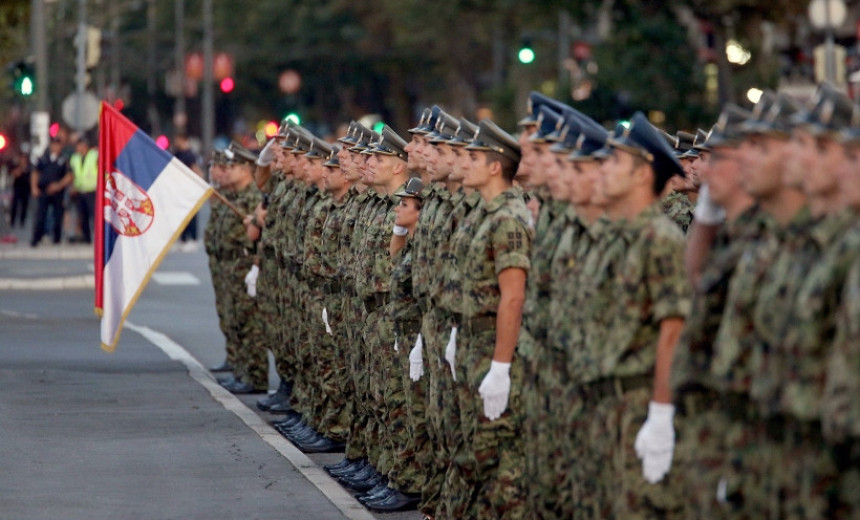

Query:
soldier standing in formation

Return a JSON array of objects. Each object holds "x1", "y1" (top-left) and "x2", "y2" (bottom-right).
[{"x1": 200, "y1": 83, "x2": 858, "y2": 519}]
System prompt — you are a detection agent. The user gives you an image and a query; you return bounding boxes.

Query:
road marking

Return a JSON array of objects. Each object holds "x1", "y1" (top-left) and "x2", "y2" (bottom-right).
[
  {"x1": 125, "y1": 322, "x2": 376, "y2": 520},
  {"x1": 0, "y1": 309, "x2": 39, "y2": 319},
  {"x1": 152, "y1": 271, "x2": 201, "y2": 286},
  {"x1": 0, "y1": 275, "x2": 94, "y2": 290}
]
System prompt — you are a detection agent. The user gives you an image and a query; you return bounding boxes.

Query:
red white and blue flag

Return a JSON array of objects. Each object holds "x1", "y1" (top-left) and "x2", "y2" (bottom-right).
[{"x1": 95, "y1": 102, "x2": 212, "y2": 351}]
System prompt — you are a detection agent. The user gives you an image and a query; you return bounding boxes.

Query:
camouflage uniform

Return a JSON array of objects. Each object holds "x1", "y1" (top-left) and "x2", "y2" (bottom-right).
[
  {"x1": 220, "y1": 182, "x2": 266, "y2": 389},
  {"x1": 660, "y1": 191, "x2": 693, "y2": 233},
  {"x1": 519, "y1": 197, "x2": 568, "y2": 518},
  {"x1": 749, "y1": 209, "x2": 852, "y2": 519},
  {"x1": 671, "y1": 205, "x2": 763, "y2": 519},
  {"x1": 434, "y1": 189, "x2": 485, "y2": 519},
  {"x1": 340, "y1": 187, "x2": 372, "y2": 462},
  {"x1": 266, "y1": 174, "x2": 294, "y2": 380},
  {"x1": 571, "y1": 204, "x2": 690, "y2": 519},
  {"x1": 301, "y1": 189, "x2": 338, "y2": 437},
  {"x1": 205, "y1": 192, "x2": 239, "y2": 366},
  {"x1": 256, "y1": 172, "x2": 283, "y2": 378},
  {"x1": 450, "y1": 189, "x2": 532, "y2": 520}
]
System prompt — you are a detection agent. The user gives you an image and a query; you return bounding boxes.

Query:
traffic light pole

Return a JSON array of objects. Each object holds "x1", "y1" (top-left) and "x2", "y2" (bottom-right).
[
  {"x1": 75, "y1": 0, "x2": 87, "y2": 132},
  {"x1": 31, "y1": 0, "x2": 48, "y2": 112},
  {"x1": 201, "y1": 0, "x2": 214, "y2": 160}
]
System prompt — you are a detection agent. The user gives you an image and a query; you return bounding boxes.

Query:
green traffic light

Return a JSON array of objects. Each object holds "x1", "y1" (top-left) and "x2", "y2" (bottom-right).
[
  {"x1": 372, "y1": 121, "x2": 385, "y2": 133},
  {"x1": 518, "y1": 47, "x2": 535, "y2": 64},
  {"x1": 285, "y1": 112, "x2": 301, "y2": 125},
  {"x1": 20, "y1": 76, "x2": 33, "y2": 96}
]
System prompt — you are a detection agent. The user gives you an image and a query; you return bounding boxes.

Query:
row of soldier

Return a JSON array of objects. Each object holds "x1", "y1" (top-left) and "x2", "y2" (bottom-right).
[{"x1": 201, "y1": 83, "x2": 858, "y2": 519}]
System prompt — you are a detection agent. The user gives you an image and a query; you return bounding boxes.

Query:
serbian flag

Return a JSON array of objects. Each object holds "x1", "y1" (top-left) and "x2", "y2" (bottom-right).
[{"x1": 95, "y1": 103, "x2": 212, "y2": 351}]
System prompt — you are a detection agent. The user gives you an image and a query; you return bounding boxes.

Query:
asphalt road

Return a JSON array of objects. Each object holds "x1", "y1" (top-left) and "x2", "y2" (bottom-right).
[{"x1": 0, "y1": 227, "x2": 421, "y2": 520}]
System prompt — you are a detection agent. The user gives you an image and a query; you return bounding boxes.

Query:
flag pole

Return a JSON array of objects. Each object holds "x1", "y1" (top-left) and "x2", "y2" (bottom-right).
[{"x1": 210, "y1": 188, "x2": 246, "y2": 219}]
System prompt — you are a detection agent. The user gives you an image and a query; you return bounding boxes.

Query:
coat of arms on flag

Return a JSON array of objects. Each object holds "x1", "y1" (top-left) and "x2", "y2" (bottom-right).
[{"x1": 95, "y1": 102, "x2": 212, "y2": 352}]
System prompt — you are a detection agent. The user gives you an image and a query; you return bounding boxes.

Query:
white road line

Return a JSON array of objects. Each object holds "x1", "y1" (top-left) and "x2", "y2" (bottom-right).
[
  {"x1": 125, "y1": 322, "x2": 375, "y2": 520},
  {"x1": 0, "y1": 275, "x2": 94, "y2": 290},
  {"x1": 0, "y1": 309, "x2": 39, "y2": 319},
  {"x1": 152, "y1": 271, "x2": 201, "y2": 286}
]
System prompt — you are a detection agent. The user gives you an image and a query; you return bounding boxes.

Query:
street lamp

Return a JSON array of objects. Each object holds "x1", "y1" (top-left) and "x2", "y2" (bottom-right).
[{"x1": 808, "y1": 0, "x2": 847, "y2": 84}]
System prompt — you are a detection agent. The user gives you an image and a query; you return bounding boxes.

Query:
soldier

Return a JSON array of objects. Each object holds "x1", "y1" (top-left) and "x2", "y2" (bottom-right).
[
  {"x1": 218, "y1": 141, "x2": 266, "y2": 394},
  {"x1": 571, "y1": 112, "x2": 690, "y2": 518},
  {"x1": 444, "y1": 119, "x2": 530, "y2": 518},
  {"x1": 205, "y1": 150, "x2": 236, "y2": 375},
  {"x1": 670, "y1": 102, "x2": 761, "y2": 518}
]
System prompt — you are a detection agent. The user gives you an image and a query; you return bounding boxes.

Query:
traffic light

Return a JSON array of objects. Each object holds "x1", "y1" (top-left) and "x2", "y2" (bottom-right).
[
  {"x1": 219, "y1": 77, "x2": 234, "y2": 94},
  {"x1": 518, "y1": 39, "x2": 535, "y2": 64},
  {"x1": 284, "y1": 112, "x2": 301, "y2": 125},
  {"x1": 9, "y1": 60, "x2": 35, "y2": 97},
  {"x1": 0, "y1": 133, "x2": 7, "y2": 151}
]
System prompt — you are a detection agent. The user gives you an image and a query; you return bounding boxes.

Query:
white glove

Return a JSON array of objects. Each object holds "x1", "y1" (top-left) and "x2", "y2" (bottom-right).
[
  {"x1": 634, "y1": 401, "x2": 676, "y2": 484},
  {"x1": 322, "y1": 307, "x2": 333, "y2": 335},
  {"x1": 394, "y1": 335, "x2": 399, "y2": 352},
  {"x1": 478, "y1": 361, "x2": 511, "y2": 420},
  {"x1": 256, "y1": 138, "x2": 276, "y2": 167},
  {"x1": 244, "y1": 265, "x2": 259, "y2": 297},
  {"x1": 392, "y1": 224, "x2": 409, "y2": 236},
  {"x1": 409, "y1": 334, "x2": 424, "y2": 381},
  {"x1": 693, "y1": 184, "x2": 726, "y2": 225},
  {"x1": 445, "y1": 327, "x2": 458, "y2": 381}
]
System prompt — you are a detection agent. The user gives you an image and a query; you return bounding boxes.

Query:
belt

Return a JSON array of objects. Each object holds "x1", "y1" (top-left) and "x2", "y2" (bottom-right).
[
  {"x1": 764, "y1": 414, "x2": 823, "y2": 445},
  {"x1": 462, "y1": 314, "x2": 497, "y2": 335},
  {"x1": 363, "y1": 293, "x2": 389, "y2": 314},
  {"x1": 578, "y1": 374, "x2": 653, "y2": 402}
]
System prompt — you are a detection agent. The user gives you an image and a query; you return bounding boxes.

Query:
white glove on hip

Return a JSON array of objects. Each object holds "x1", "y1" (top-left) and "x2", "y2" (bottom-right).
[
  {"x1": 322, "y1": 307, "x2": 333, "y2": 335},
  {"x1": 693, "y1": 184, "x2": 726, "y2": 225},
  {"x1": 409, "y1": 334, "x2": 424, "y2": 381},
  {"x1": 478, "y1": 361, "x2": 511, "y2": 421},
  {"x1": 244, "y1": 265, "x2": 259, "y2": 297},
  {"x1": 445, "y1": 327, "x2": 458, "y2": 381},
  {"x1": 256, "y1": 138, "x2": 276, "y2": 167},
  {"x1": 634, "y1": 401, "x2": 676, "y2": 484}
]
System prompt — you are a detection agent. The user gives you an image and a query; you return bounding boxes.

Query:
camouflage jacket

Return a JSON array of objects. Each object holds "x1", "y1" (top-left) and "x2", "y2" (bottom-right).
[
  {"x1": 301, "y1": 190, "x2": 335, "y2": 280},
  {"x1": 521, "y1": 200, "x2": 567, "y2": 346},
  {"x1": 460, "y1": 189, "x2": 532, "y2": 319},
  {"x1": 435, "y1": 190, "x2": 484, "y2": 313},
  {"x1": 586, "y1": 204, "x2": 690, "y2": 383},
  {"x1": 661, "y1": 191, "x2": 694, "y2": 234},
  {"x1": 411, "y1": 183, "x2": 446, "y2": 303},
  {"x1": 390, "y1": 239, "x2": 421, "y2": 326}
]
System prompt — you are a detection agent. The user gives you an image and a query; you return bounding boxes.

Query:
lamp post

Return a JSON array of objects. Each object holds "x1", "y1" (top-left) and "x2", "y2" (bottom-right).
[{"x1": 808, "y1": 0, "x2": 847, "y2": 84}]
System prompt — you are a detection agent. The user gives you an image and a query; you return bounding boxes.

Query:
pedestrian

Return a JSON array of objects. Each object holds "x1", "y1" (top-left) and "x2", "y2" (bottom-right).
[
  {"x1": 69, "y1": 137, "x2": 98, "y2": 244},
  {"x1": 8, "y1": 146, "x2": 31, "y2": 228},
  {"x1": 174, "y1": 133, "x2": 203, "y2": 251},
  {"x1": 30, "y1": 136, "x2": 72, "y2": 247}
]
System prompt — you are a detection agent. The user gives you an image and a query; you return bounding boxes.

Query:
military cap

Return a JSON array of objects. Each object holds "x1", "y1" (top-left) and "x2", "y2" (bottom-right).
[
  {"x1": 305, "y1": 136, "x2": 333, "y2": 159},
  {"x1": 692, "y1": 125, "x2": 716, "y2": 153},
  {"x1": 707, "y1": 104, "x2": 753, "y2": 148},
  {"x1": 465, "y1": 119, "x2": 521, "y2": 162},
  {"x1": 549, "y1": 110, "x2": 587, "y2": 154},
  {"x1": 447, "y1": 118, "x2": 479, "y2": 147},
  {"x1": 674, "y1": 131, "x2": 696, "y2": 158},
  {"x1": 338, "y1": 121, "x2": 359, "y2": 145},
  {"x1": 210, "y1": 149, "x2": 227, "y2": 165},
  {"x1": 740, "y1": 91, "x2": 801, "y2": 139},
  {"x1": 529, "y1": 105, "x2": 564, "y2": 144},
  {"x1": 518, "y1": 91, "x2": 569, "y2": 127},
  {"x1": 793, "y1": 83, "x2": 858, "y2": 137},
  {"x1": 348, "y1": 123, "x2": 379, "y2": 152},
  {"x1": 323, "y1": 143, "x2": 342, "y2": 167},
  {"x1": 394, "y1": 176, "x2": 425, "y2": 199},
  {"x1": 225, "y1": 140, "x2": 257, "y2": 164},
  {"x1": 569, "y1": 120, "x2": 610, "y2": 162},
  {"x1": 288, "y1": 128, "x2": 315, "y2": 154},
  {"x1": 592, "y1": 122, "x2": 629, "y2": 160},
  {"x1": 429, "y1": 110, "x2": 461, "y2": 144},
  {"x1": 362, "y1": 124, "x2": 408, "y2": 161},
  {"x1": 409, "y1": 105, "x2": 442, "y2": 135},
  {"x1": 606, "y1": 111, "x2": 684, "y2": 180}
]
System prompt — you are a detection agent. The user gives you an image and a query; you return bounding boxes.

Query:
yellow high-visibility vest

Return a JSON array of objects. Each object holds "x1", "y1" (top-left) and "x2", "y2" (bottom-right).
[{"x1": 70, "y1": 149, "x2": 98, "y2": 192}]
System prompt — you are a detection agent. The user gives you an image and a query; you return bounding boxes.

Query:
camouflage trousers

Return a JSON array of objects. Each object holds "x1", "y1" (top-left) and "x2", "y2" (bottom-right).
[
  {"x1": 569, "y1": 383, "x2": 684, "y2": 520},
  {"x1": 386, "y1": 322, "x2": 429, "y2": 494},
  {"x1": 361, "y1": 301, "x2": 394, "y2": 474},
  {"x1": 317, "y1": 287, "x2": 350, "y2": 442},
  {"x1": 290, "y1": 276, "x2": 316, "y2": 424},
  {"x1": 420, "y1": 307, "x2": 459, "y2": 517},
  {"x1": 343, "y1": 290, "x2": 369, "y2": 461},
  {"x1": 256, "y1": 249, "x2": 279, "y2": 353},
  {"x1": 222, "y1": 258, "x2": 268, "y2": 390},
  {"x1": 441, "y1": 319, "x2": 526, "y2": 520},
  {"x1": 209, "y1": 255, "x2": 238, "y2": 366}
]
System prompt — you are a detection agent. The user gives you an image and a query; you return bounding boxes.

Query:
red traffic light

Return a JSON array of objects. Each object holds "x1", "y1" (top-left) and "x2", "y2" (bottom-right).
[
  {"x1": 0, "y1": 134, "x2": 7, "y2": 151},
  {"x1": 219, "y1": 77, "x2": 234, "y2": 93}
]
